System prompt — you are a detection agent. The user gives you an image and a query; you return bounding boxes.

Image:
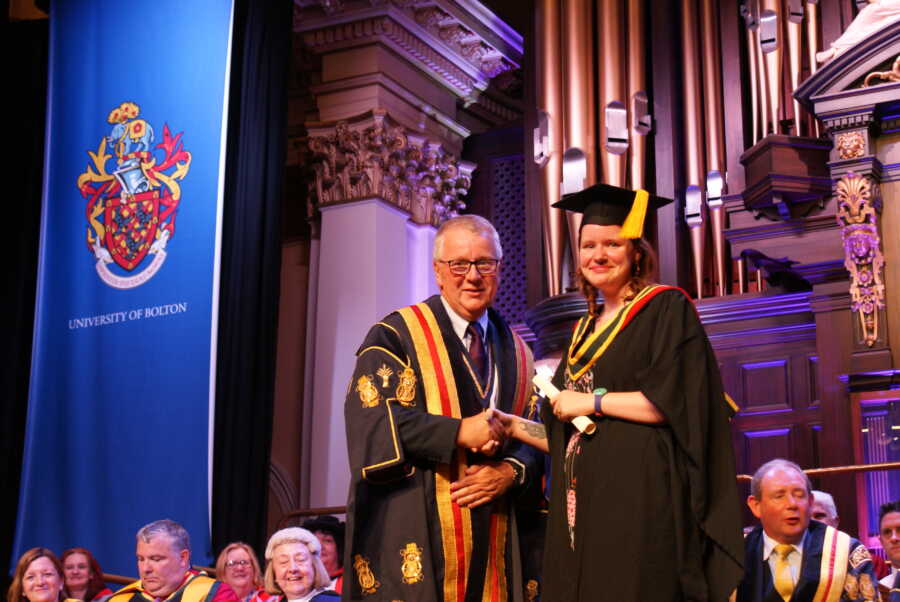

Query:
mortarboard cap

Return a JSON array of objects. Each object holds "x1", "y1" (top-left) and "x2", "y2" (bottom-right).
[{"x1": 552, "y1": 183, "x2": 673, "y2": 239}]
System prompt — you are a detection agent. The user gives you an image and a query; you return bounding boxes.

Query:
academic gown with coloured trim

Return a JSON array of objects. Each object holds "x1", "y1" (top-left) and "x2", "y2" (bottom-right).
[
  {"x1": 541, "y1": 288, "x2": 744, "y2": 601},
  {"x1": 737, "y1": 520, "x2": 879, "y2": 602},
  {"x1": 343, "y1": 295, "x2": 545, "y2": 602}
]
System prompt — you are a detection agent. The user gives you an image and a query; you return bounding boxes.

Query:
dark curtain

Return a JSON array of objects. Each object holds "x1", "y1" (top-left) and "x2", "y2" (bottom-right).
[
  {"x1": 2, "y1": 17, "x2": 49, "y2": 585},
  {"x1": 211, "y1": 0, "x2": 291, "y2": 560}
]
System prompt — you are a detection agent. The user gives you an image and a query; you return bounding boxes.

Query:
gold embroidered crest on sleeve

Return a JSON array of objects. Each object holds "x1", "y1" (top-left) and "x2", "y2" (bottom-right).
[
  {"x1": 357, "y1": 375, "x2": 382, "y2": 408},
  {"x1": 395, "y1": 367, "x2": 417, "y2": 406},
  {"x1": 849, "y1": 544, "x2": 872, "y2": 569},
  {"x1": 400, "y1": 542, "x2": 424, "y2": 584},
  {"x1": 376, "y1": 364, "x2": 394, "y2": 388},
  {"x1": 353, "y1": 555, "x2": 379, "y2": 595},
  {"x1": 525, "y1": 579, "x2": 539, "y2": 601}
]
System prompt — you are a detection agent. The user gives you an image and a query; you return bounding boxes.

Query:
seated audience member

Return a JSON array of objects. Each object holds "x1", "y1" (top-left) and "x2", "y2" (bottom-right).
[
  {"x1": 107, "y1": 519, "x2": 237, "y2": 602},
  {"x1": 8, "y1": 548, "x2": 73, "y2": 602},
  {"x1": 811, "y1": 490, "x2": 889, "y2": 579},
  {"x1": 62, "y1": 548, "x2": 112, "y2": 602},
  {"x1": 736, "y1": 459, "x2": 878, "y2": 602},
  {"x1": 879, "y1": 500, "x2": 900, "y2": 600},
  {"x1": 215, "y1": 543, "x2": 266, "y2": 602},
  {"x1": 300, "y1": 517, "x2": 343, "y2": 594},
  {"x1": 810, "y1": 490, "x2": 839, "y2": 528},
  {"x1": 263, "y1": 528, "x2": 337, "y2": 602}
]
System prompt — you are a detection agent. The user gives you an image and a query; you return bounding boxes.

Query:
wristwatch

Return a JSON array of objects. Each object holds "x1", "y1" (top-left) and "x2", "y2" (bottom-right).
[
  {"x1": 502, "y1": 458, "x2": 526, "y2": 487},
  {"x1": 592, "y1": 387, "x2": 608, "y2": 416}
]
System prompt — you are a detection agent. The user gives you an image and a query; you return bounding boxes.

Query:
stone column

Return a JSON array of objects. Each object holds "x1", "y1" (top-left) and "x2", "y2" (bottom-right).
[
  {"x1": 291, "y1": 0, "x2": 523, "y2": 506},
  {"x1": 300, "y1": 110, "x2": 476, "y2": 507}
]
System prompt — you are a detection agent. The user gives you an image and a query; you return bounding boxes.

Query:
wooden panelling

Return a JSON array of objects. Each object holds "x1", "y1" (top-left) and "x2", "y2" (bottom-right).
[
  {"x1": 740, "y1": 359, "x2": 790, "y2": 410},
  {"x1": 808, "y1": 355, "x2": 820, "y2": 407},
  {"x1": 743, "y1": 427, "x2": 793, "y2": 471}
]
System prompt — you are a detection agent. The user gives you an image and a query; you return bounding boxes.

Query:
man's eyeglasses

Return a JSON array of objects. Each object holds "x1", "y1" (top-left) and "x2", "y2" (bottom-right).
[
  {"x1": 437, "y1": 259, "x2": 500, "y2": 276},
  {"x1": 225, "y1": 559, "x2": 251, "y2": 568}
]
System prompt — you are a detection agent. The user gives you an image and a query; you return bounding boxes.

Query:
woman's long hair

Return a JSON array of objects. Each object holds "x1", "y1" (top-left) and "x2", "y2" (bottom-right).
[
  {"x1": 576, "y1": 237, "x2": 658, "y2": 317},
  {"x1": 8, "y1": 548, "x2": 67, "y2": 602},
  {"x1": 61, "y1": 548, "x2": 106, "y2": 601}
]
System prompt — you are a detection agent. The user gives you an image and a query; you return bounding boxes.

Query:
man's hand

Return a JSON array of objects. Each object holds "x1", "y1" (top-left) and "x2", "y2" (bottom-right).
[
  {"x1": 456, "y1": 409, "x2": 503, "y2": 450},
  {"x1": 449, "y1": 462, "x2": 515, "y2": 508}
]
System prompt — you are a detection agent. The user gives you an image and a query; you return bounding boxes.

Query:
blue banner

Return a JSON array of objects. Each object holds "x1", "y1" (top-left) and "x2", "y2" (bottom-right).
[{"x1": 14, "y1": 0, "x2": 234, "y2": 576}]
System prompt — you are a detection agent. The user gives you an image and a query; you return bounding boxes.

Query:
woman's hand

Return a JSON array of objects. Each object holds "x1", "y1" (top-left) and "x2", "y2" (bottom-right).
[
  {"x1": 487, "y1": 408, "x2": 516, "y2": 439},
  {"x1": 489, "y1": 409, "x2": 549, "y2": 454},
  {"x1": 550, "y1": 390, "x2": 595, "y2": 421}
]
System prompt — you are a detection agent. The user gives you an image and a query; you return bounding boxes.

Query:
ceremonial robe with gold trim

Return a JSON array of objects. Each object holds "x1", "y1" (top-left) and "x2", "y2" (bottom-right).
[
  {"x1": 343, "y1": 295, "x2": 543, "y2": 602},
  {"x1": 541, "y1": 287, "x2": 744, "y2": 601},
  {"x1": 107, "y1": 572, "x2": 237, "y2": 602},
  {"x1": 737, "y1": 520, "x2": 879, "y2": 602}
]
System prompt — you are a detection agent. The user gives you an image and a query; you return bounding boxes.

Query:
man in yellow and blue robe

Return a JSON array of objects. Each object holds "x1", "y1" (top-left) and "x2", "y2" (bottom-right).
[
  {"x1": 737, "y1": 459, "x2": 879, "y2": 602},
  {"x1": 343, "y1": 216, "x2": 543, "y2": 602}
]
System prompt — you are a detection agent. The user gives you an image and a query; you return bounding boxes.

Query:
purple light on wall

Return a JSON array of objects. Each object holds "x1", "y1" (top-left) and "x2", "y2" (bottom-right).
[
  {"x1": 742, "y1": 359, "x2": 787, "y2": 370},
  {"x1": 738, "y1": 407, "x2": 795, "y2": 417},
  {"x1": 745, "y1": 427, "x2": 791, "y2": 438}
]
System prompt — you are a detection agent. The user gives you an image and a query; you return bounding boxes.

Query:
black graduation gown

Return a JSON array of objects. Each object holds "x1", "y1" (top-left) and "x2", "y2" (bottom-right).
[
  {"x1": 343, "y1": 295, "x2": 544, "y2": 602},
  {"x1": 541, "y1": 288, "x2": 744, "y2": 601}
]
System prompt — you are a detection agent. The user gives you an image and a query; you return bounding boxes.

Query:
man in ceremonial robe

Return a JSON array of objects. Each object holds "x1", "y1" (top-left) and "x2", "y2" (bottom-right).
[
  {"x1": 107, "y1": 520, "x2": 238, "y2": 602},
  {"x1": 878, "y1": 501, "x2": 900, "y2": 601},
  {"x1": 736, "y1": 459, "x2": 879, "y2": 602},
  {"x1": 343, "y1": 215, "x2": 544, "y2": 602}
]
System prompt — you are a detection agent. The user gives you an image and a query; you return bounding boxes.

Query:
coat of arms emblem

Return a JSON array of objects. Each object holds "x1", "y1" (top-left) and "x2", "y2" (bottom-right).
[{"x1": 77, "y1": 101, "x2": 191, "y2": 289}]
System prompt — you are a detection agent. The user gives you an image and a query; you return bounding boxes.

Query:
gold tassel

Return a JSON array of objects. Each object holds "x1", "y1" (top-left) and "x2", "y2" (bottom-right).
[{"x1": 620, "y1": 189, "x2": 649, "y2": 239}]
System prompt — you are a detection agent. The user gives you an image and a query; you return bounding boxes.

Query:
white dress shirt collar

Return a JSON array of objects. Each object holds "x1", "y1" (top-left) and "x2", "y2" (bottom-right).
[
  {"x1": 440, "y1": 296, "x2": 489, "y2": 342},
  {"x1": 762, "y1": 529, "x2": 806, "y2": 561}
]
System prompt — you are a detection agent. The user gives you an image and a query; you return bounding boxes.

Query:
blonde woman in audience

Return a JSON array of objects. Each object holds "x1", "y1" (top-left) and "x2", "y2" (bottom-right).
[
  {"x1": 215, "y1": 543, "x2": 266, "y2": 602},
  {"x1": 262, "y1": 528, "x2": 337, "y2": 602},
  {"x1": 7, "y1": 548, "x2": 74, "y2": 602},
  {"x1": 61, "y1": 548, "x2": 111, "y2": 602}
]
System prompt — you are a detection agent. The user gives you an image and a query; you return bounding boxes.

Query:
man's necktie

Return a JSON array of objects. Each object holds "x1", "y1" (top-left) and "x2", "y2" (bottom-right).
[
  {"x1": 466, "y1": 322, "x2": 488, "y2": 384},
  {"x1": 773, "y1": 543, "x2": 794, "y2": 602}
]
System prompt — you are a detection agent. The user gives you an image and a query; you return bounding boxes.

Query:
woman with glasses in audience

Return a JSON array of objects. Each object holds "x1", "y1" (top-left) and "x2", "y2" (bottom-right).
[
  {"x1": 61, "y1": 548, "x2": 111, "y2": 602},
  {"x1": 8, "y1": 548, "x2": 74, "y2": 602},
  {"x1": 215, "y1": 543, "x2": 266, "y2": 602}
]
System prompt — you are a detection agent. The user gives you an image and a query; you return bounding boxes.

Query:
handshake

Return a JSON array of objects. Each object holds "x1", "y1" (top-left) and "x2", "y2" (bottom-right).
[{"x1": 455, "y1": 408, "x2": 515, "y2": 456}]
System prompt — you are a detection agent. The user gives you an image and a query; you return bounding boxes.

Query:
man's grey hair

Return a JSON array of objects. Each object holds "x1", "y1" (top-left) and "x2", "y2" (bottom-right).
[
  {"x1": 136, "y1": 519, "x2": 191, "y2": 553},
  {"x1": 750, "y1": 458, "x2": 811, "y2": 500},
  {"x1": 811, "y1": 490, "x2": 838, "y2": 519},
  {"x1": 432, "y1": 215, "x2": 503, "y2": 261}
]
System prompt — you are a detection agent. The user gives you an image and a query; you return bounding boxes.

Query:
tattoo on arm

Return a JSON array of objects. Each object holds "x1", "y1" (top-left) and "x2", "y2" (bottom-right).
[{"x1": 519, "y1": 421, "x2": 547, "y2": 439}]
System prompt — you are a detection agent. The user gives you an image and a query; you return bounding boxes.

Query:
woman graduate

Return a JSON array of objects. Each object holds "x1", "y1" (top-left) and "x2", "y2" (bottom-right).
[{"x1": 496, "y1": 184, "x2": 744, "y2": 601}]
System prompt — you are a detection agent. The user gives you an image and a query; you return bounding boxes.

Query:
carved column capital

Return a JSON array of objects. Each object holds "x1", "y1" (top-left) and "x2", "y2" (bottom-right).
[
  {"x1": 302, "y1": 110, "x2": 475, "y2": 227},
  {"x1": 835, "y1": 172, "x2": 885, "y2": 348}
]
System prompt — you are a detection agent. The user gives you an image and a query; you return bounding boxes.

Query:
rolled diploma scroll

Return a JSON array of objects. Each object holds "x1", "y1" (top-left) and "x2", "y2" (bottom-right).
[{"x1": 532, "y1": 374, "x2": 596, "y2": 435}]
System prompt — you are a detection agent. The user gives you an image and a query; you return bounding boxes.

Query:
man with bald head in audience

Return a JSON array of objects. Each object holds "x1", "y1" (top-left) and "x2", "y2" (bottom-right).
[
  {"x1": 735, "y1": 459, "x2": 878, "y2": 601},
  {"x1": 108, "y1": 519, "x2": 238, "y2": 602}
]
